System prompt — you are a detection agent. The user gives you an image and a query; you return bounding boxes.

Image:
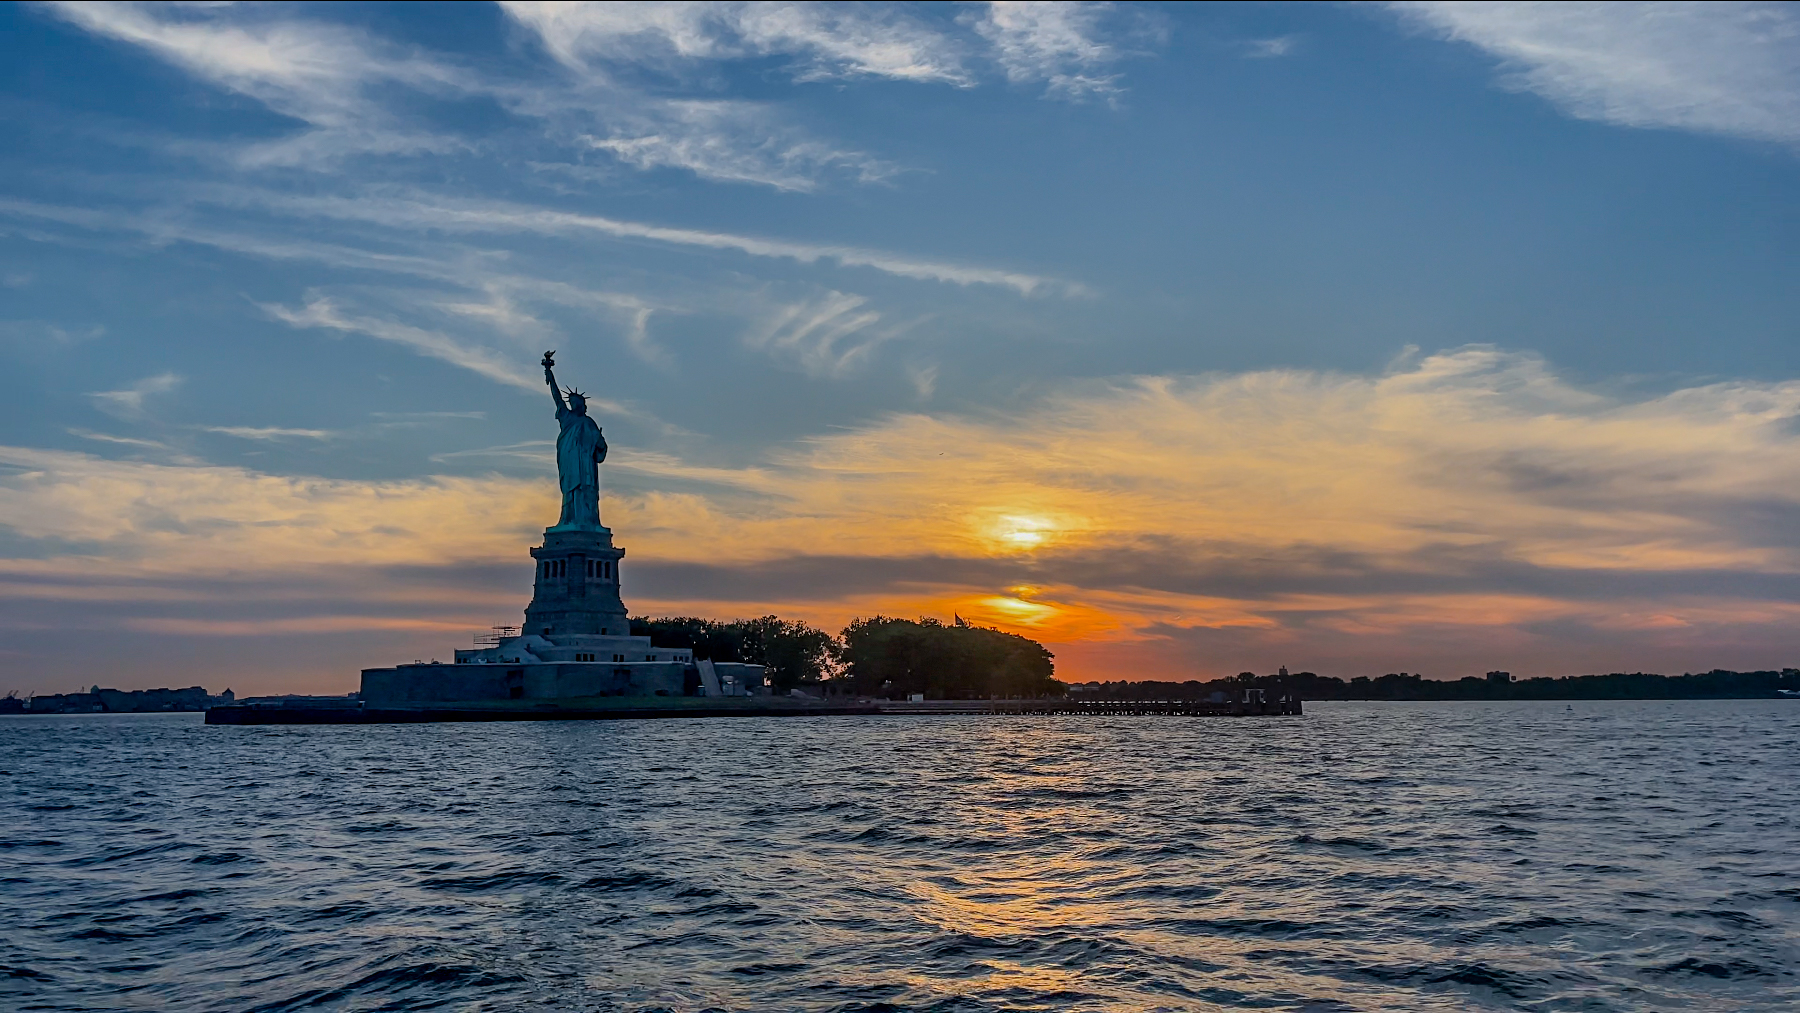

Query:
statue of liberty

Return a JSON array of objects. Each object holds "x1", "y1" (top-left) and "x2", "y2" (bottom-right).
[{"x1": 541, "y1": 351, "x2": 607, "y2": 529}]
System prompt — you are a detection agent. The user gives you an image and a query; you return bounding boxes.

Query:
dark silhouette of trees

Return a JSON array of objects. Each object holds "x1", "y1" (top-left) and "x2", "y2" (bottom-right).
[
  {"x1": 630, "y1": 615, "x2": 836, "y2": 691},
  {"x1": 633, "y1": 614, "x2": 1059, "y2": 698},
  {"x1": 839, "y1": 616, "x2": 1059, "y2": 699},
  {"x1": 735, "y1": 616, "x2": 837, "y2": 691}
]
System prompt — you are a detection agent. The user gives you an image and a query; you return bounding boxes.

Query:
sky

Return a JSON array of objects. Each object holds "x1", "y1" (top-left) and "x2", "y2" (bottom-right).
[{"x1": 3, "y1": 1, "x2": 1799, "y2": 695}]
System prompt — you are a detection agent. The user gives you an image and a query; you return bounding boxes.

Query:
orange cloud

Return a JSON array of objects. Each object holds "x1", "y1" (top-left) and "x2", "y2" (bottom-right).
[{"x1": 4, "y1": 347, "x2": 1800, "y2": 686}]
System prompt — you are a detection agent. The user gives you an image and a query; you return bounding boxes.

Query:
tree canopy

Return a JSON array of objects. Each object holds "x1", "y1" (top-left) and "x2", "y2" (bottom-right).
[
  {"x1": 630, "y1": 615, "x2": 836, "y2": 691},
  {"x1": 839, "y1": 616, "x2": 1059, "y2": 699},
  {"x1": 631, "y1": 613, "x2": 1060, "y2": 698}
]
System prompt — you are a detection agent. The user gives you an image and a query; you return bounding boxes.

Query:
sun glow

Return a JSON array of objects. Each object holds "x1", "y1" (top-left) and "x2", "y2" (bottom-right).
[
  {"x1": 992, "y1": 514, "x2": 1058, "y2": 551},
  {"x1": 979, "y1": 595, "x2": 1058, "y2": 625}
]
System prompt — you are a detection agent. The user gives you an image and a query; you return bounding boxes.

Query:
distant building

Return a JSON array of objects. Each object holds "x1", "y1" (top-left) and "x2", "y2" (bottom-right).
[
  {"x1": 26, "y1": 686, "x2": 213, "y2": 713},
  {"x1": 1487, "y1": 671, "x2": 1513, "y2": 684}
]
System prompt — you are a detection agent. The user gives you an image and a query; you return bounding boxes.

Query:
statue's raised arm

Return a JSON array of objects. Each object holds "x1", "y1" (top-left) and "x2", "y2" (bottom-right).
[{"x1": 542, "y1": 350, "x2": 568, "y2": 414}]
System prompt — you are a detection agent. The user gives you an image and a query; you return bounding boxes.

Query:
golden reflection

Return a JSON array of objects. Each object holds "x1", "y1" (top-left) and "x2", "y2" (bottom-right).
[{"x1": 902, "y1": 855, "x2": 1113, "y2": 999}]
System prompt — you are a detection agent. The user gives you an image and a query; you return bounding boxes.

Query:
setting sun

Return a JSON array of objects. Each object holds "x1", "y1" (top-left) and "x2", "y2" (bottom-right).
[
  {"x1": 980, "y1": 596, "x2": 1058, "y2": 625},
  {"x1": 991, "y1": 515, "x2": 1059, "y2": 551}
]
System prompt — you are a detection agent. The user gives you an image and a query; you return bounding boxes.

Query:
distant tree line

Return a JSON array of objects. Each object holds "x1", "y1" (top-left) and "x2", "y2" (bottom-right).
[
  {"x1": 1076, "y1": 668, "x2": 1800, "y2": 701},
  {"x1": 629, "y1": 614, "x2": 1061, "y2": 698},
  {"x1": 626, "y1": 614, "x2": 1796, "y2": 701}
]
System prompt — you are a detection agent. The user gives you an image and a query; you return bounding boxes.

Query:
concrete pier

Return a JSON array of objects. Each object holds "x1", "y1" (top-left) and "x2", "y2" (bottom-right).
[{"x1": 206, "y1": 695, "x2": 1300, "y2": 724}]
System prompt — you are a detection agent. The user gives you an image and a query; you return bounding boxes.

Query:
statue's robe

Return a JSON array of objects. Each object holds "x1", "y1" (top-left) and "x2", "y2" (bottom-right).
[{"x1": 554, "y1": 405, "x2": 606, "y2": 527}]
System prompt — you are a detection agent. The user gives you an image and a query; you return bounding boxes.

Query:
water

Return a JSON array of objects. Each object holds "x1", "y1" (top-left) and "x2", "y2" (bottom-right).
[{"x1": 1, "y1": 701, "x2": 1795, "y2": 1012}]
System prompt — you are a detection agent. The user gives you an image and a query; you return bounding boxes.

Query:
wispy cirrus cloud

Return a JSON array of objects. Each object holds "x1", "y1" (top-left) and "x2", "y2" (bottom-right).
[
  {"x1": 48, "y1": 0, "x2": 1146, "y2": 192},
  {"x1": 200, "y1": 426, "x2": 335, "y2": 441},
  {"x1": 747, "y1": 291, "x2": 898, "y2": 377},
  {"x1": 48, "y1": 1, "x2": 917, "y2": 190},
  {"x1": 501, "y1": 1, "x2": 1146, "y2": 182},
  {"x1": 972, "y1": 1, "x2": 1135, "y2": 101},
  {"x1": 238, "y1": 191, "x2": 1077, "y2": 295},
  {"x1": 45, "y1": 0, "x2": 475, "y2": 166},
  {"x1": 579, "y1": 99, "x2": 900, "y2": 192},
  {"x1": 66, "y1": 427, "x2": 167, "y2": 450},
  {"x1": 255, "y1": 289, "x2": 654, "y2": 411},
  {"x1": 1389, "y1": 1, "x2": 1800, "y2": 145},
  {"x1": 0, "y1": 188, "x2": 1071, "y2": 296},
  {"x1": 497, "y1": 0, "x2": 970, "y2": 189},
  {"x1": 499, "y1": 1, "x2": 975, "y2": 85},
  {"x1": 429, "y1": 440, "x2": 555, "y2": 468},
  {"x1": 0, "y1": 190, "x2": 1037, "y2": 391},
  {"x1": 260, "y1": 293, "x2": 542, "y2": 392},
  {"x1": 1244, "y1": 36, "x2": 1298, "y2": 59},
  {"x1": 87, "y1": 370, "x2": 180, "y2": 419}
]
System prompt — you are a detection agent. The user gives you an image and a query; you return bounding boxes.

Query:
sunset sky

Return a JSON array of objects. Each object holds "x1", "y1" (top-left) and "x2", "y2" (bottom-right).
[{"x1": 4, "y1": 1, "x2": 1799, "y2": 694}]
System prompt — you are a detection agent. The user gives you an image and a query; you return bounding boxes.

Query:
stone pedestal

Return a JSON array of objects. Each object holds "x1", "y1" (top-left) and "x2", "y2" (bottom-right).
[{"x1": 523, "y1": 525, "x2": 628, "y2": 637}]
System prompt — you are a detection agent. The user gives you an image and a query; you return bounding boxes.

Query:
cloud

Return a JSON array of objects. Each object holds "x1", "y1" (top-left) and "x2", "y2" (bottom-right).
[
  {"x1": 1245, "y1": 36, "x2": 1298, "y2": 59},
  {"x1": 244, "y1": 191, "x2": 1076, "y2": 295},
  {"x1": 45, "y1": 1, "x2": 1151, "y2": 196},
  {"x1": 10, "y1": 348, "x2": 1800, "y2": 682},
  {"x1": 746, "y1": 291, "x2": 895, "y2": 377},
  {"x1": 499, "y1": 1, "x2": 973, "y2": 85},
  {"x1": 581, "y1": 99, "x2": 898, "y2": 192},
  {"x1": 51, "y1": 1, "x2": 919, "y2": 192},
  {"x1": 498, "y1": 1, "x2": 1150, "y2": 185},
  {"x1": 460, "y1": 277, "x2": 669, "y2": 364},
  {"x1": 67, "y1": 427, "x2": 166, "y2": 450},
  {"x1": 124, "y1": 616, "x2": 474, "y2": 636},
  {"x1": 972, "y1": 2, "x2": 1128, "y2": 100},
  {"x1": 45, "y1": 1, "x2": 473, "y2": 166},
  {"x1": 0, "y1": 195, "x2": 699, "y2": 373},
  {"x1": 201, "y1": 426, "x2": 335, "y2": 441},
  {"x1": 260, "y1": 293, "x2": 541, "y2": 392},
  {"x1": 429, "y1": 441, "x2": 555, "y2": 468},
  {"x1": 908, "y1": 363, "x2": 939, "y2": 400},
  {"x1": 497, "y1": 1, "x2": 975, "y2": 190},
  {"x1": 1390, "y1": 1, "x2": 1800, "y2": 145},
  {"x1": 87, "y1": 371, "x2": 180, "y2": 419},
  {"x1": 0, "y1": 196, "x2": 465, "y2": 283},
  {"x1": 0, "y1": 320, "x2": 104, "y2": 345},
  {"x1": 0, "y1": 190, "x2": 1072, "y2": 296},
  {"x1": 0, "y1": 444, "x2": 542, "y2": 571}
]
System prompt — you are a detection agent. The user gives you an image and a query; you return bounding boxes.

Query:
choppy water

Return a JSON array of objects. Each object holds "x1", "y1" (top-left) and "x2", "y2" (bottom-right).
[{"x1": 2, "y1": 702, "x2": 1796, "y2": 1012}]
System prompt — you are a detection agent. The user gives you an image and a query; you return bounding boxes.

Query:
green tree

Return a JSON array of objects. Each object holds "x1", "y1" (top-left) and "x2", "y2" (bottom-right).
[
  {"x1": 630, "y1": 614, "x2": 838, "y2": 692},
  {"x1": 734, "y1": 615, "x2": 838, "y2": 691},
  {"x1": 839, "y1": 616, "x2": 1059, "y2": 699}
]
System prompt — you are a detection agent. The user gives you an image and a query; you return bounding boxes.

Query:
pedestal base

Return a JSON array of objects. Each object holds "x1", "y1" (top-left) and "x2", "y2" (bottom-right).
[{"x1": 524, "y1": 526, "x2": 627, "y2": 637}]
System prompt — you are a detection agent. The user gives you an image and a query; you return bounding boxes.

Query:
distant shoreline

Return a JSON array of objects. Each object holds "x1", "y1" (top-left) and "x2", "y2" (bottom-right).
[{"x1": 1067, "y1": 668, "x2": 1800, "y2": 703}]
